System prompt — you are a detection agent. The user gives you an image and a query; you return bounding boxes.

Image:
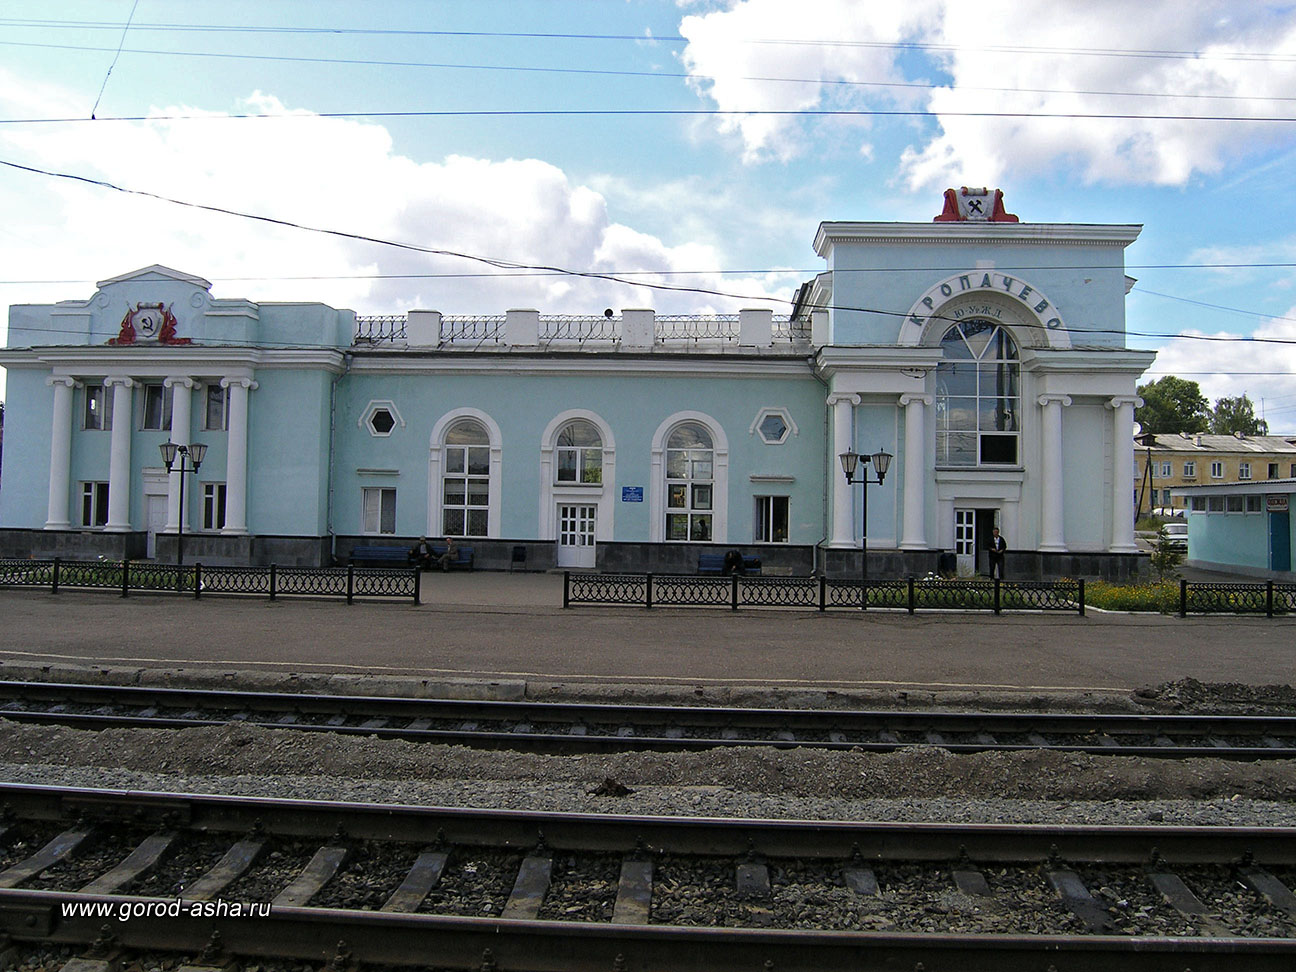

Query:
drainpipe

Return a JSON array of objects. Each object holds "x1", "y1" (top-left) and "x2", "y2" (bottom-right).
[
  {"x1": 326, "y1": 351, "x2": 354, "y2": 565},
  {"x1": 812, "y1": 357, "x2": 831, "y2": 577}
]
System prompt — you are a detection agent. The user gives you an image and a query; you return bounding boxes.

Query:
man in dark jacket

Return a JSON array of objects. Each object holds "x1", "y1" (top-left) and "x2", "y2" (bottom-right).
[{"x1": 988, "y1": 527, "x2": 1007, "y2": 579}]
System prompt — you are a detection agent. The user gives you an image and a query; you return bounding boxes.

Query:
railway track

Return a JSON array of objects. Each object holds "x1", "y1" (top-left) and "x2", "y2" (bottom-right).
[
  {"x1": 0, "y1": 782, "x2": 1293, "y2": 970},
  {"x1": 2, "y1": 679, "x2": 1296, "y2": 759}
]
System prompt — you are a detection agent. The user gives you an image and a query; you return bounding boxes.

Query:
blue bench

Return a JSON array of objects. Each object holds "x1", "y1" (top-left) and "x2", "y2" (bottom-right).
[
  {"x1": 431, "y1": 543, "x2": 474, "y2": 571},
  {"x1": 349, "y1": 545, "x2": 411, "y2": 567},
  {"x1": 698, "y1": 553, "x2": 761, "y2": 575}
]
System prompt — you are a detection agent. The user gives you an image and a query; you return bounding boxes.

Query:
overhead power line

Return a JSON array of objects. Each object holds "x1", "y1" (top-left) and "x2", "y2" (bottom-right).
[{"x1": 4, "y1": 156, "x2": 1296, "y2": 350}]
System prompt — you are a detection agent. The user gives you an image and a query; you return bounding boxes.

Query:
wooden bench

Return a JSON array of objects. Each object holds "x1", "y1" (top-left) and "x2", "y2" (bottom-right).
[
  {"x1": 697, "y1": 553, "x2": 762, "y2": 575},
  {"x1": 349, "y1": 545, "x2": 411, "y2": 567},
  {"x1": 431, "y1": 543, "x2": 474, "y2": 571}
]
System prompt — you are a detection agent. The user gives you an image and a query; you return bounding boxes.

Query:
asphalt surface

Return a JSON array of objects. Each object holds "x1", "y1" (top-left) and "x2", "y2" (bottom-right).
[{"x1": 0, "y1": 571, "x2": 1290, "y2": 705}]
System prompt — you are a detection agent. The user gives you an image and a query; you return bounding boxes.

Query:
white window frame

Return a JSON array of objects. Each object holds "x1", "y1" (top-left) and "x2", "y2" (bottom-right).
[
  {"x1": 1238, "y1": 462, "x2": 1251, "y2": 480},
  {"x1": 139, "y1": 383, "x2": 173, "y2": 431},
  {"x1": 204, "y1": 384, "x2": 230, "y2": 431},
  {"x1": 1183, "y1": 461, "x2": 1196, "y2": 478},
  {"x1": 1159, "y1": 461, "x2": 1172, "y2": 477},
  {"x1": 751, "y1": 407, "x2": 797, "y2": 445},
  {"x1": 539, "y1": 410, "x2": 616, "y2": 544},
  {"x1": 359, "y1": 399, "x2": 405, "y2": 438},
  {"x1": 202, "y1": 482, "x2": 228, "y2": 531},
  {"x1": 429, "y1": 409, "x2": 502, "y2": 539},
  {"x1": 362, "y1": 486, "x2": 397, "y2": 535},
  {"x1": 649, "y1": 412, "x2": 729, "y2": 543},
  {"x1": 80, "y1": 481, "x2": 109, "y2": 527},
  {"x1": 934, "y1": 321, "x2": 1021, "y2": 467},
  {"x1": 754, "y1": 495, "x2": 790, "y2": 543},
  {"x1": 83, "y1": 384, "x2": 113, "y2": 431},
  {"x1": 1210, "y1": 461, "x2": 1224, "y2": 479}
]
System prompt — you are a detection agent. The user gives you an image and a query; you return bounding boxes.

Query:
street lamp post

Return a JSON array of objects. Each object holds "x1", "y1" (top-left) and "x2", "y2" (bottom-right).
[
  {"x1": 159, "y1": 441, "x2": 207, "y2": 566},
  {"x1": 839, "y1": 448, "x2": 893, "y2": 586}
]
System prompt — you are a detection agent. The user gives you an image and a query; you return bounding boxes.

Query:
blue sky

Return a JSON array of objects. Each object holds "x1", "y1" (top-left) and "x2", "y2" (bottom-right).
[{"x1": 3, "y1": 1, "x2": 1296, "y2": 427}]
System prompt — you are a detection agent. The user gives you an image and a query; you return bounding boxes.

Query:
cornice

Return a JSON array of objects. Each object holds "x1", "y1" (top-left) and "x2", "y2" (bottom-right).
[
  {"x1": 0, "y1": 345, "x2": 346, "y2": 374},
  {"x1": 814, "y1": 221, "x2": 1143, "y2": 256},
  {"x1": 346, "y1": 352, "x2": 814, "y2": 379}
]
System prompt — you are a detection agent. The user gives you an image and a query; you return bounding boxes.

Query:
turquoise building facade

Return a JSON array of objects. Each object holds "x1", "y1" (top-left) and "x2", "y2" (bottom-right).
[{"x1": 0, "y1": 190, "x2": 1156, "y2": 577}]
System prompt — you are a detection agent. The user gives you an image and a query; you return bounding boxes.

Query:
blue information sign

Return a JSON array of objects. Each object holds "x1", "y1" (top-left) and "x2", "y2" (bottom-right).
[{"x1": 622, "y1": 486, "x2": 644, "y2": 503}]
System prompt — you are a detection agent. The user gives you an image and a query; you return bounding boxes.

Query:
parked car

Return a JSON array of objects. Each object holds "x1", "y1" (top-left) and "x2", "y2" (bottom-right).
[{"x1": 1158, "y1": 522, "x2": 1188, "y2": 551}]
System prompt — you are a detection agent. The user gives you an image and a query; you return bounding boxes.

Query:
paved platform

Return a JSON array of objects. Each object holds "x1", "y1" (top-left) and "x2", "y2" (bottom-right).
[{"x1": 0, "y1": 572, "x2": 1290, "y2": 705}]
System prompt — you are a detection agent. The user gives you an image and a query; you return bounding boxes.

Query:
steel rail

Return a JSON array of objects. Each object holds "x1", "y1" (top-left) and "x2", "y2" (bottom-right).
[
  {"x1": 0, "y1": 784, "x2": 1295, "y2": 970},
  {"x1": 2, "y1": 680, "x2": 1296, "y2": 758}
]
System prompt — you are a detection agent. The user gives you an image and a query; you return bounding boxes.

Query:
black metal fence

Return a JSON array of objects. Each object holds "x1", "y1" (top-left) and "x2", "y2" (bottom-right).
[
  {"x1": 563, "y1": 573, "x2": 1086, "y2": 615},
  {"x1": 0, "y1": 558, "x2": 420, "y2": 604},
  {"x1": 1179, "y1": 579, "x2": 1295, "y2": 618}
]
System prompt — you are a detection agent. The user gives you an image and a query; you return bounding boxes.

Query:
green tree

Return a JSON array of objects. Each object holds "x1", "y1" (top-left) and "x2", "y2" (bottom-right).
[
  {"x1": 1149, "y1": 526, "x2": 1184, "y2": 581},
  {"x1": 1209, "y1": 393, "x2": 1268, "y2": 436},
  {"x1": 1135, "y1": 376, "x2": 1209, "y2": 434}
]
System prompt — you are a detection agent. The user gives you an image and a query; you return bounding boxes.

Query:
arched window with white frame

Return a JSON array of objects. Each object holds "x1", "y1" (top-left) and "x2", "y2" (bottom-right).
[
  {"x1": 556, "y1": 419, "x2": 603, "y2": 484},
  {"x1": 665, "y1": 423, "x2": 714, "y2": 541},
  {"x1": 934, "y1": 320, "x2": 1021, "y2": 466},
  {"x1": 429, "y1": 409, "x2": 503, "y2": 539}
]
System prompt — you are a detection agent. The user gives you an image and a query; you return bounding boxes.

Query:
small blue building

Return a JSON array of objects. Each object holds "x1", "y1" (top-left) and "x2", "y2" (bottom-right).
[
  {"x1": 0, "y1": 189, "x2": 1155, "y2": 578},
  {"x1": 1176, "y1": 481, "x2": 1295, "y2": 580}
]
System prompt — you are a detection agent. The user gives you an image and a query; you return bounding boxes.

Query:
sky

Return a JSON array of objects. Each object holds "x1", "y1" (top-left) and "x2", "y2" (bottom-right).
[{"x1": 2, "y1": 0, "x2": 1296, "y2": 428}]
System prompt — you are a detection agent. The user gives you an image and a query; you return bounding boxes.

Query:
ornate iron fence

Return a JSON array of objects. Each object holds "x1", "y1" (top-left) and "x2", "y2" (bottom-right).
[
  {"x1": 1179, "y1": 579, "x2": 1293, "y2": 617},
  {"x1": 564, "y1": 572, "x2": 1086, "y2": 615},
  {"x1": 0, "y1": 559, "x2": 419, "y2": 604}
]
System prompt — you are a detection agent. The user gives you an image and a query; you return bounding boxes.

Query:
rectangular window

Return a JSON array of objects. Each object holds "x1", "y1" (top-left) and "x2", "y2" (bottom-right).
[
  {"x1": 1269, "y1": 462, "x2": 1279, "y2": 479},
  {"x1": 205, "y1": 385, "x2": 229, "y2": 431},
  {"x1": 1290, "y1": 462, "x2": 1296, "y2": 478},
  {"x1": 362, "y1": 487, "x2": 396, "y2": 534},
  {"x1": 1210, "y1": 461, "x2": 1224, "y2": 479},
  {"x1": 1183, "y1": 461, "x2": 1195, "y2": 478},
  {"x1": 1207, "y1": 496, "x2": 1225, "y2": 512},
  {"x1": 755, "y1": 496, "x2": 790, "y2": 543},
  {"x1": 80, "y1": 482, "x2": 109, "y2": 527},
  {"x1": 140, "y1": 384, "x2": 173, "y2": 430},
  {"x1": 202, "y1": 483, "x2": 227, "y2": 531},
  {"x1": 83, "y1": 385, "x2": 113, "y2": 430},
  {"x1": 1239, "y1": 462, "x2": 1251, "y2": 480},
  {"x1": 1159, "y1": 461, "x2": 1172, "y2": 477},
  {"x1": 1190, "y1": 496, "x2": 1206, "y2": 512},
  {"x1": 1246, "y1": 495, "x2": 1263, "y2": 512},
  {"x1": 1226, "y1": 495, "x2": 1244, "y2": 512}
]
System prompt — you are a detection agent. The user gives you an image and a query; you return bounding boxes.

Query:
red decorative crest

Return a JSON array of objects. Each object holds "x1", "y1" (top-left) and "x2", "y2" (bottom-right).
[
  {"x1": 109, "y1": 302, "x2": 192, "y2": 345},
  {"x1": 934, "y1": 187, "x2": 1019, "y2": 223}
]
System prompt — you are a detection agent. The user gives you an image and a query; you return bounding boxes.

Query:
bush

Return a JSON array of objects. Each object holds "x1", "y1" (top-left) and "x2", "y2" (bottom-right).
[{"x1": 1085, "y1": 580, "x2": 1180, "y2": 613}]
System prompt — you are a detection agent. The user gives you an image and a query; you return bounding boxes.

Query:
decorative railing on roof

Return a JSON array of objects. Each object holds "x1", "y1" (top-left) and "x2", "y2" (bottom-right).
[{"x1": 353, "y1": 311, "x2": 807, "y2": 348}]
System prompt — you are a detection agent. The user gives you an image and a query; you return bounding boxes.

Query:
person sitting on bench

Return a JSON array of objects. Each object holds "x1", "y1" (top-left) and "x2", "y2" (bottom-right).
[
  {"x1": 409, "y1": 536, "x2": 433, "y2": 570},
  {"x1": 722, "y1": 548, "x2": 746, "y2": 576},
  {"x1": 436, "y1": 536, "x2": 459, "y2": 572}
]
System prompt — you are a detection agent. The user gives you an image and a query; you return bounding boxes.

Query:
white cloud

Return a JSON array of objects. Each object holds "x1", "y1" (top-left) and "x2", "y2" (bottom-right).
[
  {"x1": 0, "y1": 73, "x2": 791, "y2": 368},
  {"x1": 1143, "y1": 313, "x2": 1296, "y2": 432},
  {"x1": 679, "y1": 1, "x2": 1296, "y2": 188}
]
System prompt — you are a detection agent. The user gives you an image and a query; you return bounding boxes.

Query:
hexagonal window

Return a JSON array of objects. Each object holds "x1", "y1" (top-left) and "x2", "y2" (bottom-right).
[
  {"x1": 360, "y1": 400, "x2": 404, "y2": 438},
  {"x1": 752, "y1": 408, "x2": 796, "y2": 445}
]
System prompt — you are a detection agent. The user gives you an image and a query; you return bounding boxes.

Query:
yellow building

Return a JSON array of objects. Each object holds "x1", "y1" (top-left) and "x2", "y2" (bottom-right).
[{"x1": 1134, "y1": 432, "x2": 1296, "y2": 517}]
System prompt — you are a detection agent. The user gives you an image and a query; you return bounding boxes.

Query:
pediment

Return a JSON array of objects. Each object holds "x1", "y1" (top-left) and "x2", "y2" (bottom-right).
[{"x1": 95, "y1": 265, "x2": 213, "y2": 291}]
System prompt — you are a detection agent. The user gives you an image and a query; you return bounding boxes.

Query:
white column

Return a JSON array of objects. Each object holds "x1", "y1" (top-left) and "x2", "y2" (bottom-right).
[
  {"x1": 220, "y1": 377, "x2": 257, "y2": 535},
  {"x1": 828, "y1": 393, "x2": 860, "y2": 547},
  {"x1": 164, "y1": 377, "x2": 196, "y2": 532},
  {"x1": 1107, "y1": 395, "x2": 1141, "y2": 552},
  {"x1": 104, "y1": 377, "x2": 134, "y2": 532},
  {"x1": 44, "y1": 377, "x2": 79, "y2": 530},
  {"x1": 1037, "y1": 395, "x2": 1071, "y2": 552},
  {"x1": 898, "y1": 394, "x2": 932, "y2": 549}
]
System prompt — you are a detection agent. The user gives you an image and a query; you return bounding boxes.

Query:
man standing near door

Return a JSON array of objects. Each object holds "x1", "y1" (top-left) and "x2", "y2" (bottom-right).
[{"x1": 988, "y1": 527, "x2": 1007, "y2": 579}]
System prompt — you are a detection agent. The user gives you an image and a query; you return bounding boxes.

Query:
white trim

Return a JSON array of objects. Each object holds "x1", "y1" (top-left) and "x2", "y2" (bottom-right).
[
  {"x1": 360, "y1": 399, "x2": 405, "y2": 437},
  {"x1": 749, "y1": 407, "x2": 798, "y2": 443},
  {"x1": 902, "y1": 275, "x2": 1070, "y2": 350},
  {"x1": 428, "y1": 408, "x2": 503, "y2": 538},
  {"x1": 815, "y1": 221, "x2": 1142, "y2": 255},
  {"x1": 538, "y1": 409, "x2": 616, "y2": 542},
  {"x1": 649, "y1": 411, "x2": 729, "y2": 543}
]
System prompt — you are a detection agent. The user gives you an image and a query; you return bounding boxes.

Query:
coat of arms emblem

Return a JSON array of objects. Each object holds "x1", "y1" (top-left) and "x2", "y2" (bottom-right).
[{"x1": 108, "y1": 302, "x2": 192, "y2": 345}]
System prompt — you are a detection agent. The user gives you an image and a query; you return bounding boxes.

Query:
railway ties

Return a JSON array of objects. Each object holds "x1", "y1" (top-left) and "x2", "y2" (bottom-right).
[
  {"x1": 3, "y1": 680, "x2": 1296, "y2": 759},
  {"x1": 1, "y1": 785, "x2": 1296, "y2": 970}
]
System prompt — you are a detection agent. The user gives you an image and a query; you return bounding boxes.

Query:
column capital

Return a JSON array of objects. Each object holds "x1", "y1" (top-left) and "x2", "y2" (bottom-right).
[
  {"x1": 46, "y1": 376, "x2": 80, "y2": 389},
  {"x1": 220, "y1": 377, "x2": 258, "y2": 391},
  {"x1": 826, "y1": 392, "x2": 861, "y2": 407},
  {"x1": 1105, "y1": 395, "x2": 1142, "y2": 409},
  {"x1": 1037, "y1": 394, "x2": 1073, "y2": 407},
  {"x1": 104, "y1": 376, "x2": 134, "y2": 388},
  {"x1": 898, "y1": 393, "x2": 934, "y2": 407},
  {"x1": 163, "y1": 376, "x2": 197, "y2": 390}
]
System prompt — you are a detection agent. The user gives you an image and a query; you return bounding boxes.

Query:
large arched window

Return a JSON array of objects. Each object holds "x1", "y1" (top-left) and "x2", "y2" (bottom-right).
[
  {"x1": 665, "y1": 423, "x2": 714, "y2": 541},
  {"x1": 935, "y1": 321, "x2": 1020, "y2": 466},
  {"x1": 442, "y1": 418, "x2": 490, "y2": 536},
  {"x1": 556, "y1": 420, "x2": 603, "y2": 484}
]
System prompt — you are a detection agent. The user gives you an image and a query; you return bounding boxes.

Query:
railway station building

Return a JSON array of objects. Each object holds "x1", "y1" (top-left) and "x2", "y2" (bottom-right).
[{"x1": 0, "y1": 189, "x2": 1155, "y2": 578}]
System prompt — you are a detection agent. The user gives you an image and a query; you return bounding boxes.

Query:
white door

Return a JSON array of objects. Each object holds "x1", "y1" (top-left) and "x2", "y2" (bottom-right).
[
  {"x1": 556, "y1": 504, "x2": 597, "y2": 569},
  {"x1": 146, "y1": 494, "x2": 168, "y2": 559},
  {"x1": 954, "y1": 509, "x2": 976, "y2": 577}
]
